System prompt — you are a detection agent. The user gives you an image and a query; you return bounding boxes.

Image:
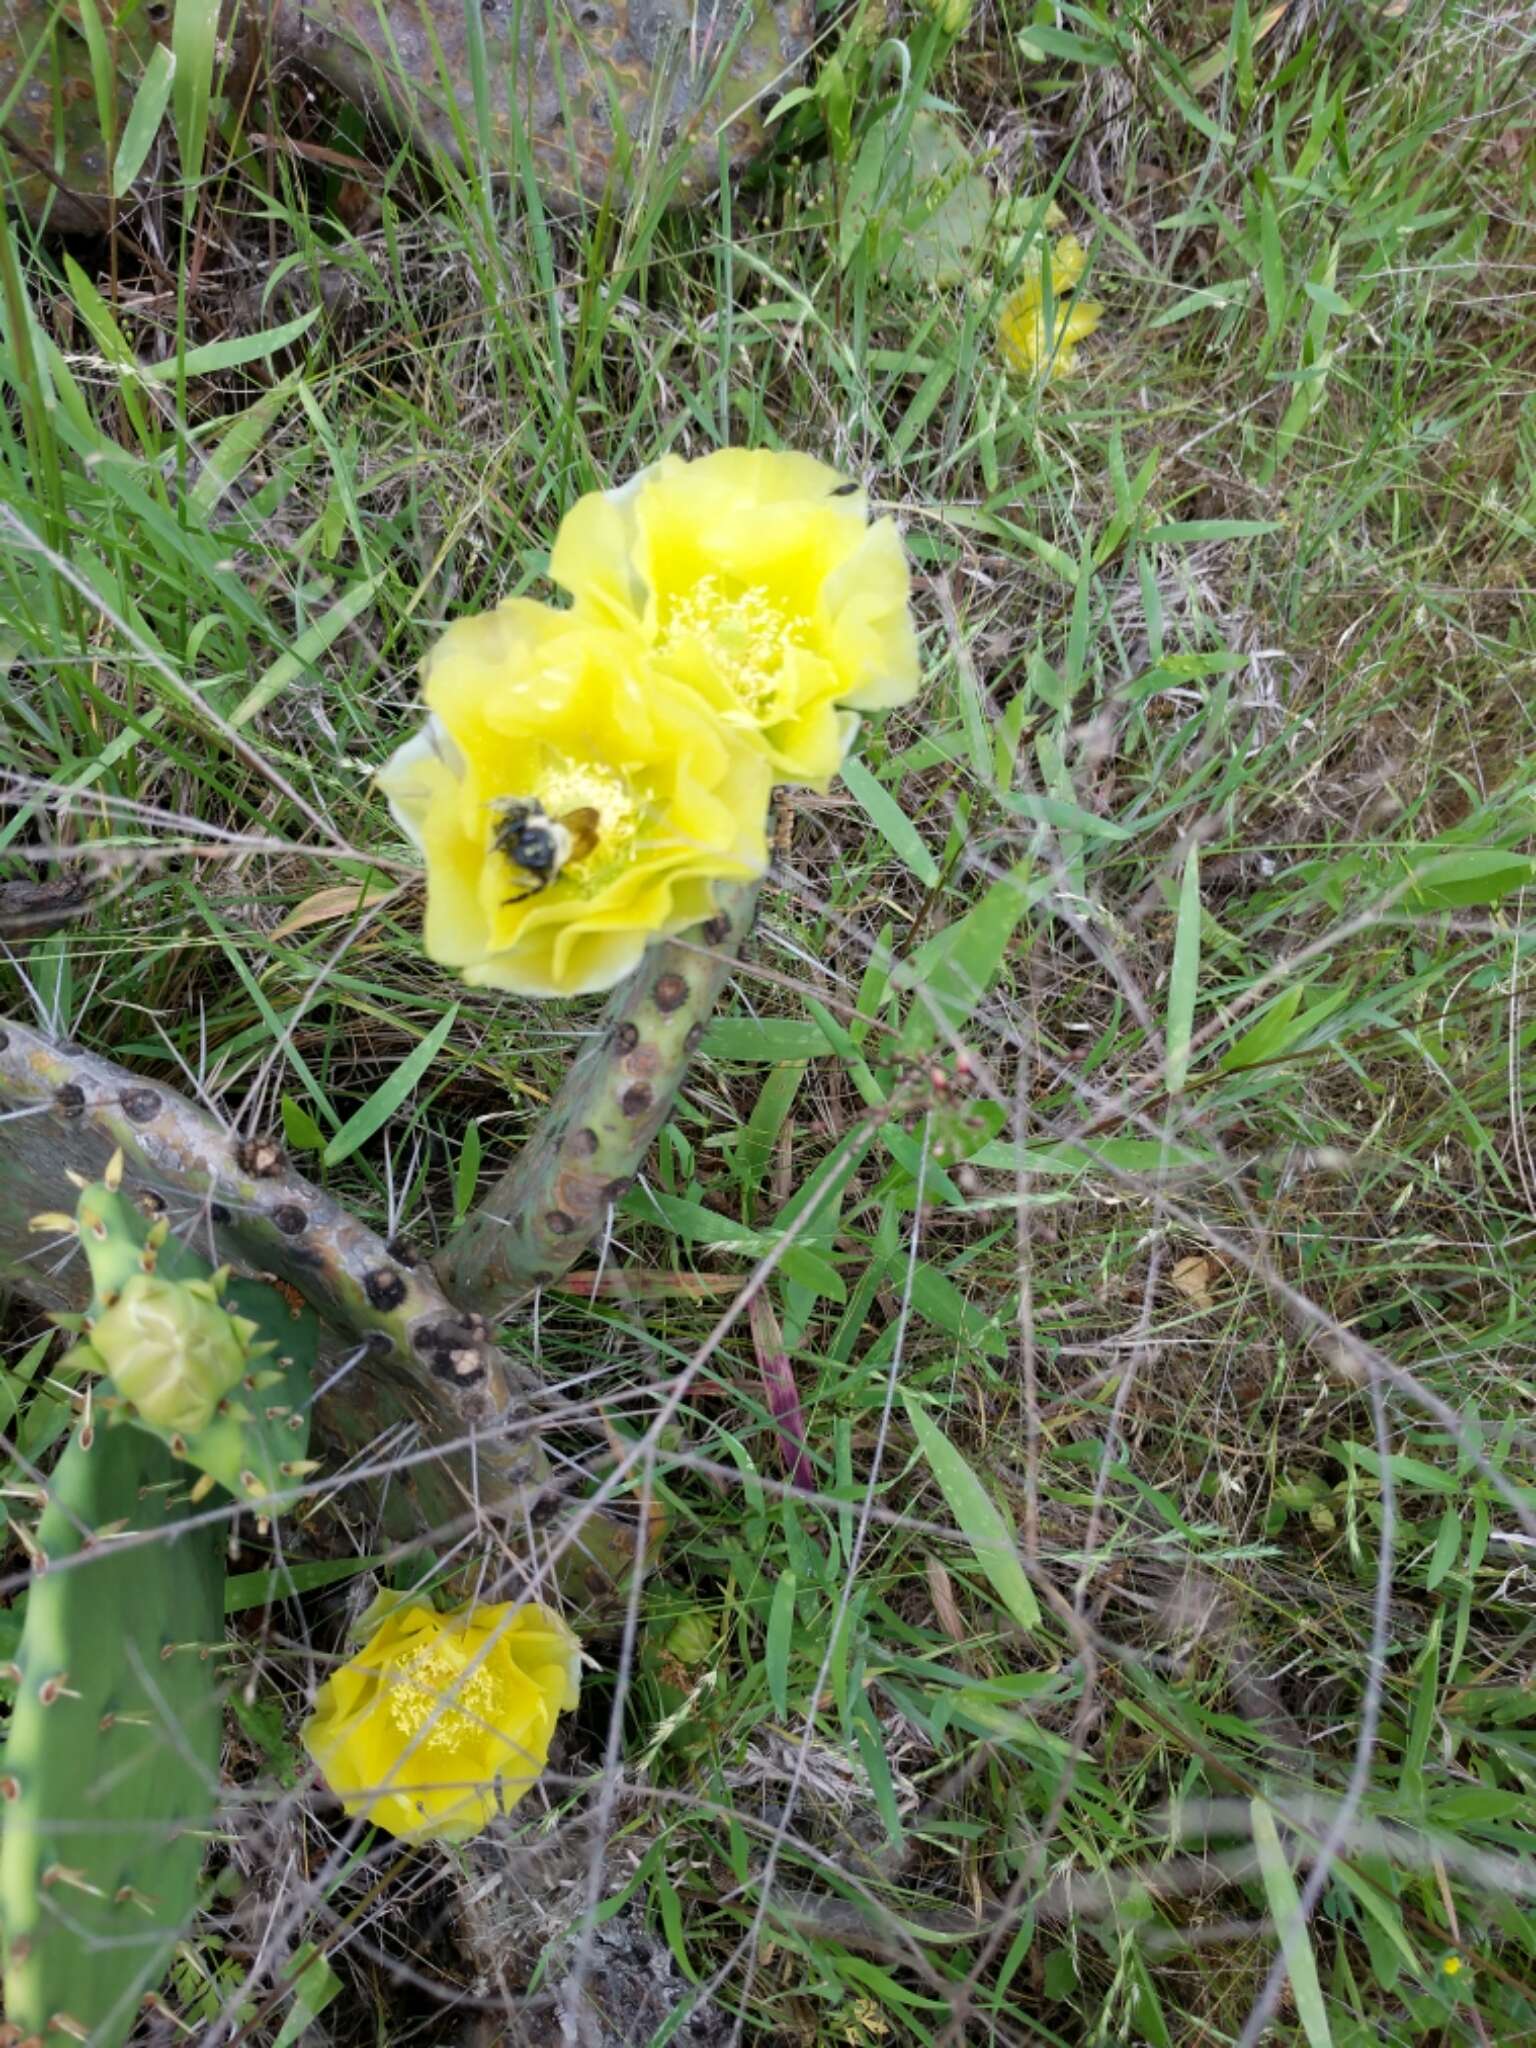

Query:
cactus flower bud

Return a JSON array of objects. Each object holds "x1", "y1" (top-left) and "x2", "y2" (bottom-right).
[{"x1": 91, "y1": 1274, "x2": 248, "y2": 1435}]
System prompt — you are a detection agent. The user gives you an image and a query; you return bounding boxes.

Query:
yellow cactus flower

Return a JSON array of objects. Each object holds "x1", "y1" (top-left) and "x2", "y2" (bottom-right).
[
  {"x1": 379, "y1": 604, "x2": 772, "y2": 999},
  {"x1": 548, "y1": 449, "x2": 921, "y2": 790},
  {"x1": 302, "y1": 1599, "x2": 582, "y2": 1844},
  {"x1": 998, "y1": 233, "x2": 1104, "y2": 379}
]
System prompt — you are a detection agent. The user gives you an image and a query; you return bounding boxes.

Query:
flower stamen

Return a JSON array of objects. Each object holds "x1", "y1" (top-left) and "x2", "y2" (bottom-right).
[
  {"x1": 662, "y1": 574, "x2": 803, "y2": 719},
  {"x1": 533, "y1": 760, "x2": 637, "y2": 882},
  {"x1": 386, "y1": 1642, "x2": 507, "y2": 1751}
]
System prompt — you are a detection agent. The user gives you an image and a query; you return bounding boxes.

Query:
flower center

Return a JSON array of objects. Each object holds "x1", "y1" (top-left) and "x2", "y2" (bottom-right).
[
  {"x1": 385, "y1": 1641, "x2": 507, "y2": 1752},
  {"x1": 534, "y1": 759, "x2": 636, "y2": 882},
  {"x1": 492, "y1": 759, "x2": 642, "y2": 903},
  {"x1": 662, "y1": 575, "x2": 802, "y2": 719}
]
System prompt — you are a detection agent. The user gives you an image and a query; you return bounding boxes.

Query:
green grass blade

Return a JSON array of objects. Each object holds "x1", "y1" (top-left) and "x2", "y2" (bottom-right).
[
  {"x1": 903, "y1": 1393, "x2": 1040, "y2": 1631},
  {"x1": 322, "y1": 1002, "x2": 460, "y2": 1165},
  {"x1": 1166, "y1": 843, "x2": 1201, "y2": 1095},
  {"x1": 1250, "y1": 1799, "x2": 1333, "y2": 2048},
  {"x1": 113, "y1": 44, "x2": 176, "y2": 198}
]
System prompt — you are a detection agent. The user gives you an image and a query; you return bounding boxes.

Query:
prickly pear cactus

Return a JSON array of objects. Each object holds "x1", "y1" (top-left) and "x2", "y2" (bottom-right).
[
  {"x1": 0, "y1": 1422, "x2": 224, "y2": 2047},
  {"x1": 43, "y1": 1161, "x2": 317, "y2": 1514},
  {"x1": 1, "y1": 0, "x2": 810, "y2": 229},
  {"x1": 292, "y1": 0, "x2": 813, "y2": 209},
  {"x1": 0, "y1": 3, "x2": 122, "y2": 231}
]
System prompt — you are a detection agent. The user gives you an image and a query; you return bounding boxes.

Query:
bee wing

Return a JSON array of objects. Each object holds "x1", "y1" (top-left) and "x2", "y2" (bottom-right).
[{"x1": 557, "y1": 806, "x2": 603, "y2": 860}]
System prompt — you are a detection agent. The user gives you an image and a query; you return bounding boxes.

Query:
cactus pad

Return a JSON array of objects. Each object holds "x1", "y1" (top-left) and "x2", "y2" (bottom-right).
[
  {"x1": 436, "y1": 881, "x2": 758, "y2": 1317},
  {"x1": 0, "y1": 4, "x2": 119, "y2": 231},
  {"x1": 292, "y1": 0, "x2": 813, "y2": 208},
  {"x1": 0, "y1": 1423, "x2": 224, "y2": 2046},
  {"x1": 1, "y1": 0, "x2": 810, "y2": 228}
]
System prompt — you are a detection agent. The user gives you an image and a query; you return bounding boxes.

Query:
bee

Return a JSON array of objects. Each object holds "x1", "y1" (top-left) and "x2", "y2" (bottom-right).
[{"x1": 492, "y1": 798, "x2": 601, "y2": 903}]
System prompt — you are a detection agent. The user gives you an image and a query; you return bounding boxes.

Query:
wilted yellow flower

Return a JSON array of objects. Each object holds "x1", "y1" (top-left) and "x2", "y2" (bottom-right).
[
  {"x1": 379, "y1": 604, "x2": 771, "y2": 999},
  {"x1": 998, "y1": 233, "x2": 1104, "y2": 378},
  {"x1": 549, "y1": 449, "x2": 920, "y2": 789},
  {"x1": 302, "y1": 1599, "x2": 581, "y2": 1844}
]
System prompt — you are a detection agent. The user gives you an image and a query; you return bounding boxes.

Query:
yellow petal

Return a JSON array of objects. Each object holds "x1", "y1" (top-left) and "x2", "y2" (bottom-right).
[
  {"x1": 550, "y1": 449, "x2": 920, "y2": 789},
  {"x1": 300, "y1": 1599, "x2": 584, "y2": 1846},
  {"x1": 998, "y1": 236, "x2": 1105, "y2": 381}
]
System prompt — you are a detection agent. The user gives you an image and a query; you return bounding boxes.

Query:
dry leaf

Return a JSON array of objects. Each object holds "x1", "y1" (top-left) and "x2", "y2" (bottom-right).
[
  {"x1": 926, "y1": 1554, "x2": 967, "y2": 1646},
  {"x1": 271, "y1": 881, "x2": 398, "y2": 940},
  {"x1": 1171, "y1": 1254, "x2": 1219, "y2": 1309}
]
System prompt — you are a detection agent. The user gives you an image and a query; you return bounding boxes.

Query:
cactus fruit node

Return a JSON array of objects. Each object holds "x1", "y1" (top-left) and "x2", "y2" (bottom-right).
[{"x1": 54, "y1": 1179, "x2": 318, "y2": 1512}]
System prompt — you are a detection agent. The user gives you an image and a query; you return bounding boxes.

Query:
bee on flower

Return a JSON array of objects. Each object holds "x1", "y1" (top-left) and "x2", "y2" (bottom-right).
[
  {"x1": 302, "y1": 1597, "x2": 582, "y2": 1844},
  {"x1": 997, "y1": 232, "x2": 1104, "y2": 380},
  {"x1": 381, "y1": 448, "x2": 922, "y2": 997},
  {"x1": 379, "y1": 604, "x2": 773, "y2": 999}
]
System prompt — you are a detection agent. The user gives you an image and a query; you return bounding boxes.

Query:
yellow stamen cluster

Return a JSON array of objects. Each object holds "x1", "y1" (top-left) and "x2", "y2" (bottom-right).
[
  {"x1": 385, "y1": 1643, "x2": 506, "y2": 1751},
  {"x1": 662, "y1": 575, "x2": 804, "y2": 720}
]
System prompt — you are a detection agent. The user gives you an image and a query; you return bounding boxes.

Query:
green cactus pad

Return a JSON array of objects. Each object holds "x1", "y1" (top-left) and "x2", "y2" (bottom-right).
[
  {"x1": 0, "y1": 6, "x2": 124, "y2": 232},
  {"x1": 293, "y1": 0, "x2": 813, "y2": 209},
  {"x1": 0, "y1": 1423, "x2": 224, "y2": 2046},
  {"x1": 74, "y1": 1181, "x2": 317, "y2": 1513}
]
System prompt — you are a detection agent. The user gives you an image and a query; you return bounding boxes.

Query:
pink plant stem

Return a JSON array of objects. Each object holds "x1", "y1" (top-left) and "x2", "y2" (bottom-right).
[{"x1": 748, "y1": 1291, "x2": 813, "y2": 1491}]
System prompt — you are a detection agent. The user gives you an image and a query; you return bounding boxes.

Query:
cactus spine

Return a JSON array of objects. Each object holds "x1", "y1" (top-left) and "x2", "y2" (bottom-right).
[{"x1": 0, "y1": 1423, "x2": 224, "y2": 2046}]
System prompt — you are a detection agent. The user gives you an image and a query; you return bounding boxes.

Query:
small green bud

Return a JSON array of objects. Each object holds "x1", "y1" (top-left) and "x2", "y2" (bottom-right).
[
  {"x1": 663, "y1": 1608, "x2": 716, "y2": 1669},
  {"x1": 91, "y1": 1274, "x2": 248, "y2": 1435}
]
